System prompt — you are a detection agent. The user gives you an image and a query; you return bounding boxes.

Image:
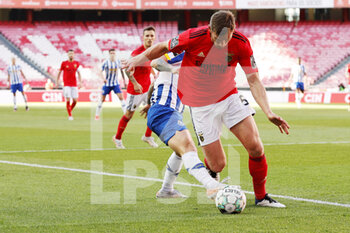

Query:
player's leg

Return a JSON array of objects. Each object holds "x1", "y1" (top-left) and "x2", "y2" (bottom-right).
[
  {"x1": 71, "y1": 99, "x2": 77, "y2": 111},
  {"x1": 95, "y1": 95, "x2": 106, "y2": 120},
  {"x1": 19, "y1": 83, "x2": 28, "y2": 111},
  {"x1": 69, "y1": 87, "x2": 78, "y2": 113},
  {"x1": 147, "y1": 107, "x2": 222, "y2": 198},
  {"x1": 230, "y1": 116, "x2": 285, "y2": 208},
  {"x1": 96, "y1": 86, "x2": 109, "y2": 119},
  {"x1": 63, "y1": 87, "x2": 72, "y2": 119},
  {"x1": 296, "y1": 85, "x2": 302, "y2": 108},
  {"x1": 114, "y1": 85, "x2": 126, "y2": 113},
  {"x1": 168, "y1": 130, "x2": 223, "y2": 196},
  {"x1": 139, "y1": 93, "x2": 158, "y2": 148},
  {"x1": 201, "y1": 140, "x2": 226, "y2": 181},
  {"x1": 113, "y1": 94, "x2": 136, "y2": 148},
  {"x1": 12, "y1": 92, "x2": 17, "y2": 111},
  {"x1": 189, "y1": 103, "x2": 226, "y2": 181}
]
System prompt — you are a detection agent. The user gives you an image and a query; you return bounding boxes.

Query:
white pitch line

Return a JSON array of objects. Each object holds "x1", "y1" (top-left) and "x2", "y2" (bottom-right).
[
  {"x1": 0, "y1": 141, "x2": 349, "y2": 154},
  {"x1": 0, "y1": 160, "x2": 349, "y2": 208}
]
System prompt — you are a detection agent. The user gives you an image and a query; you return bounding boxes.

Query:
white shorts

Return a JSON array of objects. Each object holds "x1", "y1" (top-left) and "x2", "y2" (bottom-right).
[
  {"x1": 190, "y1": 93, "x2": 256, "y2": 146},
  {"x1": 126, "y1": 93, "x2": 148, "y2": 111},
  {"x1": 63, "y1": 86, "x2": 78, "y2": 99}
]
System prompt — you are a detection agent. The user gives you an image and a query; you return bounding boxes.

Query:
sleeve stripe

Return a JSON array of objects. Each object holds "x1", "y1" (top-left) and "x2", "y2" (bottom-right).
[
  {"x1": 232, "y1": 35, "x2": 247, "y2": 43},
  {"x1": 189, "y1": 32, "x2": 207, "y2": 39}
]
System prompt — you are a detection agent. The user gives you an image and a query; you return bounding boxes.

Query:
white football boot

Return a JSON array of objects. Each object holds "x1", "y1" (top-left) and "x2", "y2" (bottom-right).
[
  {"x1": 141, "y1": 136, "x2": 158, "y2": 148},
  {"x1": 255, "y1": 194, "x2": 286, "y2": 208},
  {"x1": 156, "y1": 189, "x2": 187, "y2": 198},
  {"x1": 112, "y1": 136, "x2": 125, "y2": 149}
]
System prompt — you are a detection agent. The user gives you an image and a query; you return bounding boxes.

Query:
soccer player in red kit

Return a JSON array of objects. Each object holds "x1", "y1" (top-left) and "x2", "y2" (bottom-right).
[
  {"x1": 56, "y1": 50, "x2": 82, "y2": 120},
  {"x1": 124, "y1": 11, "x2": 290, "y2": 207},
  {"x1": 113, "y1": 26, "x2": 158, "y2": 149}
]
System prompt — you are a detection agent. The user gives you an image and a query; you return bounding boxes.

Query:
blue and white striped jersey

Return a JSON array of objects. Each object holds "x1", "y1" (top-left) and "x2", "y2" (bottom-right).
[
  {"x1": 7, "y1": 65, "x2": 22, "y2": 85},
  {"x1": 151, "y1": 52, "x2": 185, "y2": 113},
  {"x1": 102, "y1": 59, "x2": 121, "y2": 87}
]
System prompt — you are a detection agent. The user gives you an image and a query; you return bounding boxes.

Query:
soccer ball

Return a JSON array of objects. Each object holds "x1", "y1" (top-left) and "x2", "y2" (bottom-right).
[{"x1": 215, "y1": 185, "x2": 246, "y2": 214}]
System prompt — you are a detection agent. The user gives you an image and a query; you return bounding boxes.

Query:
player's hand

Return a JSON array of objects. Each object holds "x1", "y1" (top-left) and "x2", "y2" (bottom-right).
[
  {"x1": 121, "y1": 59, "x2": 135, "y2": 75},
  {"x1": 267, "y1": 112, "x2": 290, "y2": 135},
  {"x1": 140, "y1": 104, "x2": 151, "y2": 118},
  {"x1": 78, "y1": 83, "x2": 83, "y2": 89},
  {"x1": 133, "y1": 82, "x2": 143, "y2": 94}
]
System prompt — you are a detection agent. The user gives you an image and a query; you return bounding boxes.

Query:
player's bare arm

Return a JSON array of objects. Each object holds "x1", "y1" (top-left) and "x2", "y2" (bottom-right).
[
  {"x1": 140, "y1": 83, "x2": 154, "y2": 118},
  {"x1": 247, "y1": 72, "x2": 290, "y2": 134},
  {"x1": 124, "y1": 41, "x2": 169, "y2": 73},
  {"x1": 125, "y1": 70, "x2": 143, "y2": 94},
  {"x1": 120, "y1": 68, "x2": 126, "y2": 86},
  {"x1": 151, "y1": 56, "x2": 179, "y2": 74},
  {"x1": 56, "y1": 70, "x2": 62, "y2": 88},
  {"x1": 20, "y1": 70, "x2": 28, "y2": 84},
  {"x1": 77, "y1": 71, "x2": 82, "y2": 88},
  {"x1": 7, "y1": 73, "x2": 10, "y2": 88}
]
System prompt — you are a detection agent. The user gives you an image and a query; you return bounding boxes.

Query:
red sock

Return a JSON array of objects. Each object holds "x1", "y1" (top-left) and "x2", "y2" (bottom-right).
[
  {"x1": 116, "y1": 115, "x2": 130, "y2": 140},
  {"x1": 145, "y1": 126, "x2": 152, "y2": 137},
  {"x1": 204, "y1": 158, "x2": 210, "y2": 169},
  {"x1": 66, "y1": 101, "x2": 72, "y2": 117},
  {"x1": 70, "y1": 101, "x2": 77, "y2": 111},
  {"x1": 249, "y1": 154, "x2": 268, "y2": 200}
]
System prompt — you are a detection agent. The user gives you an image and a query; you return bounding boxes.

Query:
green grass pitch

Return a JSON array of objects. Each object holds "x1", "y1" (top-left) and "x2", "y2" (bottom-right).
[{"x1": 0, "y1": 103, "x2": 349, "y2": 232}]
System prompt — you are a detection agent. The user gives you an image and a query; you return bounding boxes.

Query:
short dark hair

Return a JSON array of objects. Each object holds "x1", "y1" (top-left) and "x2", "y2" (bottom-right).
[
  {"x1": 68, "y1": 49, "x2": 74, "y2": 53},
  {"x1": 210, "y1": 11, "x2": 235, "y2": 35},
  {"x1": 143, "y1": 26, "x2": 156, "y2": 35},
  {"x1": 109, "y1": 49, "x2": 115, "y2": 53}
]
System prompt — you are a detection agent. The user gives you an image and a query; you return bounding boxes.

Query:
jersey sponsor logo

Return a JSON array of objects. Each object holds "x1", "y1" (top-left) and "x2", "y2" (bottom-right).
[
  {"x1": 197, "y1": 52, "x2": 205, "y2": 57},
  {"x1": 227, "y1": 53, "x2": 234, "y2": 62},
  {"x1": 66, "y1": 65, "x2": 69, "y2": 68},
  {"x1": 250, "y1": 55, "x2": 257, "y2": 69},
  {"x1": 74, "y1": 64, "x2": 77, "y2": 68},
  {"x1": 197, "y1": 131, "x2": 205, "y2": 142},
  {"x1": 170, "y1": 36, "x2": 179, "y2": 50},
  {"x1": 199, "y1": 63, "x2": 227, "y2": 75}
]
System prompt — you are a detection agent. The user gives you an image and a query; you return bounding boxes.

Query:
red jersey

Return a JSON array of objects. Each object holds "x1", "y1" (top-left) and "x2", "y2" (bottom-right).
[
  {"x1": 60, "y1": 60, "x2": 80, "y2": 87},
  {"x1": 127, "y1": 45, "x2": 152, "y2": 95},
  {"x1": 168, "y1": 26, "x2": 258, "y2": 107}
]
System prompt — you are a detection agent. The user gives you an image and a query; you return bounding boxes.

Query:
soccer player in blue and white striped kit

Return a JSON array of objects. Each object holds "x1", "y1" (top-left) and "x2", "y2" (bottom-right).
[
  {"x1": 95, "y1": 49, "x2": 126, "y2": 120},
  {"x1": 141, "y1": 52, "x2": 224, "y2": 199},
  {"x1": 7, "y1": 57, "x2": 29, "y2": 111}
]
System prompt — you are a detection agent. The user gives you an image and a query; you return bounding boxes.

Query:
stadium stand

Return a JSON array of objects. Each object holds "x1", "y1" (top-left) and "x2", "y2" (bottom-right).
[
  {"x1": 199, "y1": 21, "x2": 350, "y2": 88},
  {"x1": 1, "y1": 20, "x2": 349, "y2": 89},
  {"x1": 0, "y1": 21, "x2": 178, "y2": 89},
  {"x1": 0, "y1": 42, "x2": 46, "y2": 88}
]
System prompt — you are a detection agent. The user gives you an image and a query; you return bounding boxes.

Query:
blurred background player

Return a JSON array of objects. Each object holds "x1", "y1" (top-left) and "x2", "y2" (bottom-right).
[
  {"x1": 56, "y1": 50, "x2": 82, "y2": 120},
  {"x1": 141, "y1": 52, "x2": 225, "y2": 199},
  {"x1": 95, "y1": 49, "x2": 126, "y2": 120},
  {"x1": 290, "y1": 57, "x2": 307, "y2": 108},
  {"x1": 113, "y1": 26, "x2": 158, "y2": 149},
  {"x1": 7, "y1": 57, "x2": 29, "y2": 111}
]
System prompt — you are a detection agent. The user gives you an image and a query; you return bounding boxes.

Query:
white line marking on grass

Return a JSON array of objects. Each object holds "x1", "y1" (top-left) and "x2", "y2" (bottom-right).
[
  {"x1": 0, "y1": 141, "x2": 349, "y2": 154},
  {"x1": 0, "y1": 160, "x2": 349, "y2": 208}
]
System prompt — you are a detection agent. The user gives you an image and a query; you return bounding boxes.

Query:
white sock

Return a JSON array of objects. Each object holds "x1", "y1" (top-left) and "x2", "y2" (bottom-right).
[
  {"x1": 13, "y1": 95, "x2": 17, "y2": 108},
  {"x1": 182, "y1": 151, "x2": 219, "y2": 190},
  {"x1": 120, "y1": 99, "x2": 126, "y2": 113},
  {"x1": 22, "y1": 93, "x2": 28, "y2": 107},
  {"x1": 96, "y1": 100, "x2": 103, "y2": 116},
  {"x1": 295, "y1": 93, "x2": 301, "y2": 107},
  {"x1": 161, "y1": 152, "x2": 183, "y2": 192}
]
